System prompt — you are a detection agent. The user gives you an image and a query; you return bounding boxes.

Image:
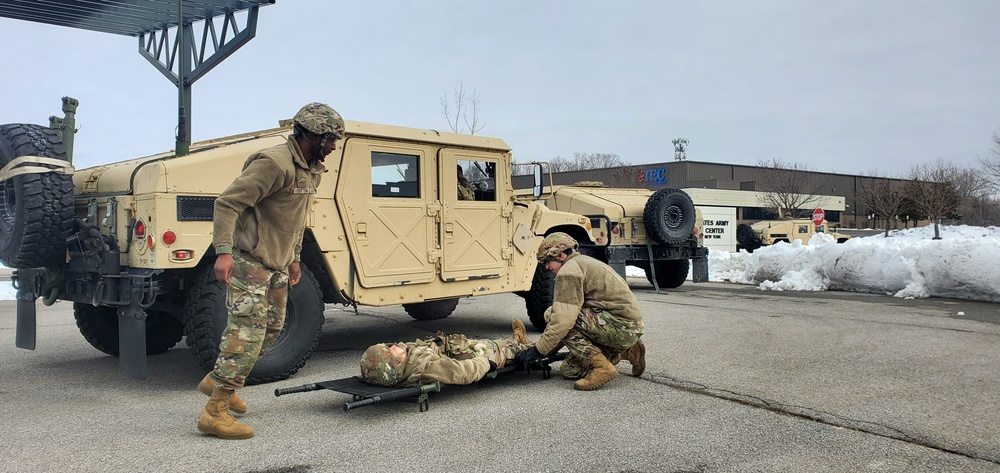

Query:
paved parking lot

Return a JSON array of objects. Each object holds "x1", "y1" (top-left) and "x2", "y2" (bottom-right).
[{"x1": 2, "y1": 280, "x2": 1000, "y2": 472}]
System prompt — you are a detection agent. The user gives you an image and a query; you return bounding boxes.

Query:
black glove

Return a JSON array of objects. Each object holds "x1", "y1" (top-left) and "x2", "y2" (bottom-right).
[
  {"x1": 514, "y1": 347, "x2": 542, "y2": 370},
  {"x1": 488, "y1": 360, "x2": 498, "y2": 373}
]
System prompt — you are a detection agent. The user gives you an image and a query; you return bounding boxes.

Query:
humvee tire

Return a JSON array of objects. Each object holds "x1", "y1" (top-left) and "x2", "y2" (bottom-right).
[
  {"x1": 183, "y1": 263, "x2": 325, "y2": 385},
  {"x1": 736, "y1": 223, "x2": 758, "y2": 251},
  {"x1": 646, "y1": 259, "x2": 689, "y2": 289},
  {"x1": 0, "y1": 124, "x2": 74, "y2": 268},
  {"x1": 73, "y1": 303, "x2": 184, "y2": 356},
  {"x1": 403, "y1": 298, "x2": 460, "y2": 320},
  {"x1": 642, "y1": 189, "x2": 696, "y2": 245},
  {"x1": 525, "y1": 265, "x2": 555, "y2": 331}
]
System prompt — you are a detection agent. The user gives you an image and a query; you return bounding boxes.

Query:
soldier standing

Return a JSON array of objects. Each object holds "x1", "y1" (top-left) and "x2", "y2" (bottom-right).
[
  {"x1": 515, "y1": 232, "x2": 646, "y2": 390},
  {"x1": 196, "y1": 102, "x2": 345, "y2": 440}
]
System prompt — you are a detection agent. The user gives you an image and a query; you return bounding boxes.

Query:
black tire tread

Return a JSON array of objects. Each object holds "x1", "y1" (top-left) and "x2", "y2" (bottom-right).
[
  {"x1": 645, "y1": 259, "x2": 690, "y2": 289},
  {"x1": 525, "y1": 264, "x2": 555, "y2": 331},
  {"x1": 0, "y1": 124, "x2": 74, "y2": 268},
  {"x1": 642, "y1": 188, "x2": 696, "y2": 246},
  {"x1": 403, "y1": 298, "x2": 460, "y2": 320}
]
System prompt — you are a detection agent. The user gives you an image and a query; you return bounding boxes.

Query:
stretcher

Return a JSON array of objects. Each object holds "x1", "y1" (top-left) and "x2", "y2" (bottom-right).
[{"x1": 274, "y1": 352, "x2": 568, "y2": 412}]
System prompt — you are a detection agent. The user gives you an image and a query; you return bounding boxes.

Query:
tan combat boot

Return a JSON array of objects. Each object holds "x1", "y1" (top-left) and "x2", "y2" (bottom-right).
[
  {"x1": 197, "y1": 387, "x2": 254, "y2": 440},
  {"x1": 198, "y1": 374, "x2": 248, "y2": 415},
  {"x1": 573, "y1": 353, "x2": 618, "y2": 391},
  {"x1": 512, "y1": 319, "x2": 531, "y2": 345},
  {"x1": 619, "y1": 339, "x2": 646, "y2": 377}
]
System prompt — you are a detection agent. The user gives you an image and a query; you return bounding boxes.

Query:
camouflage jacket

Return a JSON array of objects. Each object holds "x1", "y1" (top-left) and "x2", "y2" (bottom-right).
[
  {"x1": 535, "y1": 252, "x2": 642, "y2": 355},
  {"x1": 396, "y1": 336, "x2": 491, "y2": 387},
  {"x1": 213, "y1": 136, "x2": 325, "y2": 271}
]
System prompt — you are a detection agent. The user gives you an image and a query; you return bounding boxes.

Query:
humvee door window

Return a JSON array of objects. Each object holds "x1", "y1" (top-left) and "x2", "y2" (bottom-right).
[
  {"x1": 817, "y1": 225, "x2": 825, "y2": 233},
  {"x1": 798, "y1": 225, "x2": 808, "y2": 234},
  {"x1": 456, "y1": 159, "x2": 497, "y2": 202},
  {"x1": 371, "y1": 152, "x2": 419, "y2": 198}
]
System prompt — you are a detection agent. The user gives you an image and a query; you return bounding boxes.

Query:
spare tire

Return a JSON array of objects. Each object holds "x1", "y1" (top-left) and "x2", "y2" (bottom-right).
[
  {"x1": 642, "y1": 188, "x2": 696, "y2": 245},
  {"x1": 0, "y1": 124, "x2": 75, "y2": 268}
]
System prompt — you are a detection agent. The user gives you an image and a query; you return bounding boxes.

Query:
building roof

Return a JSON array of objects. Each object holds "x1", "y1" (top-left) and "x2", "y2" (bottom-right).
[{"x1": 0, "y1": 0, "x2": 273, "y2": 37}]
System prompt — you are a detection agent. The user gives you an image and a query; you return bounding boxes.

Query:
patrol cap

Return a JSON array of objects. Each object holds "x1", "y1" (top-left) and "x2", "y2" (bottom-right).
[
  {"x1": 536, "y1": 232, "x2": 578, "y2": 263},
  {"x1": 359, "y1": 343, "x2": 406, "y2": 386},
  {"x1": 293, "y1": 102, "x2": 345, "y2": 139}
]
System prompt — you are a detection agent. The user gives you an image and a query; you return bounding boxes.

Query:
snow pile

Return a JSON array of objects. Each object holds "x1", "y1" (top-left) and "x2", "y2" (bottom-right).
[{"x1": 705, "y1": 225, "x2": 1000, "y2": 302}]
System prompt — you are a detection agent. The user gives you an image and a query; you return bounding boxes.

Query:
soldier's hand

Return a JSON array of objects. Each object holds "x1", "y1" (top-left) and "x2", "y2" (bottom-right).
[
  {"x1": 289, "y1": 261, "x2": 301, "y2": 286},
  {"x1": 214, "y1": 254, "x2": 235, "y2": 285},
  {"x1": 514, "y1": 347, "x2": 542, "y2": 370}
]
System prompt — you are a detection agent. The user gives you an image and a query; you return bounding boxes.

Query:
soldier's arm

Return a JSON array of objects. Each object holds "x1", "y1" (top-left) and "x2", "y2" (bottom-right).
[{"x1": 534, "y1": 272, "x2": 585, "y2": 355}]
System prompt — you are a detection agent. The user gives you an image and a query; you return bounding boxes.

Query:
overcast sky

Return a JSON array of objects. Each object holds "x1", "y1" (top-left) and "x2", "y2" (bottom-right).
[{"x1": 1, "y1": 1, "x2": 998, "y2": 176}]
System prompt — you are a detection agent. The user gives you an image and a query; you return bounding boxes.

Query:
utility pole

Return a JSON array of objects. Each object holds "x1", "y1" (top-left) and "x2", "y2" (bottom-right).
[{"x1": 672, "y1": 138, "x2": 688, "y2": 161}]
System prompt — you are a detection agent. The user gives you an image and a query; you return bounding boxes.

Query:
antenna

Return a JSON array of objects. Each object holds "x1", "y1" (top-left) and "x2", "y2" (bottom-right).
[{"x1": 672, "y1": 138, "x2": 688, "y2": 161}]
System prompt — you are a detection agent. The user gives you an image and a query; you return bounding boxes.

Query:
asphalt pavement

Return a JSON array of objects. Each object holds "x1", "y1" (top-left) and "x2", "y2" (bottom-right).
[{"x1": 2, "y1": 280, "x2": 999, "y2": 472}]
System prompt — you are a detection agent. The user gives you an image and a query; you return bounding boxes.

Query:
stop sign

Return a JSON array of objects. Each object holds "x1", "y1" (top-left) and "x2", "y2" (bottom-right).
[{"x1": 812, "y1": 208, "x2": 825, "y2": 226}]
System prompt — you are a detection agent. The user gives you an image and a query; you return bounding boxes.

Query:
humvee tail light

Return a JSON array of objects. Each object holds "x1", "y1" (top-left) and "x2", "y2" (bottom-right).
[
  {"x1": 135, "y1": 219, "x2": 146, "y2": 238},
  {"x1": 162, "y1": 231, "x2": 176, "y2": 245},
  {"x1": 172, "y1": 250, "x2": 192, "y2": 260},
  {"x1": 146, "y1": 234, "x2": 155, "y2": 248}
]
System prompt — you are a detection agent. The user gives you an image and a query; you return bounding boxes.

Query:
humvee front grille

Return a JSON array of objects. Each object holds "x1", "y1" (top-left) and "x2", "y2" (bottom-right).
[{"x1": 177, "y1": 196, "x2": 216, "y2": 221}]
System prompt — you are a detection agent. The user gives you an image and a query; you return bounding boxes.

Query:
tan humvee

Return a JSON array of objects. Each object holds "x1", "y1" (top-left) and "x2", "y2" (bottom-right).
[
  {"x1": 736, "y1": 218, "x2": 851, "y2": 252},
  {"x1": 6, "y1": 118, "x2": 594, "y2": 383},
  {"x1": 515, "y1": 180, "x2": 708, "y2": 307}
]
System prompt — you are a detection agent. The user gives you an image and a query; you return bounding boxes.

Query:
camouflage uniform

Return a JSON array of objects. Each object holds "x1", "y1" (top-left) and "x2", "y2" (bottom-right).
[
  {"x1": 360, "y1": 332, "x2": 531, "y2": 387},
  {"x1": 211, "y1": 248, "x2": 290, "y2": 388},
  {"x1": 457, "y1": 178, "x2": 475, "y2": 201},
  {"x1": 534, "y1": 233, "x2": 644, "y2": 380}
]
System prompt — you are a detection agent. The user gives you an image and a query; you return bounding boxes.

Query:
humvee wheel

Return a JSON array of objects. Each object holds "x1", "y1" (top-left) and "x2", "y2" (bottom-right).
[
  {"x1": 73, "y1": 304, "x2": 183, "y2": 356},
  {"x1": 183, "y1": 264, "x2": 325, "y2": 385},
  {"x1": 642, "y1": 188, "x2": 696, "y2": 245},
  {"x1": 645, "y1": 259, "x2": 689, "y2": 289},
  {"x1": 736, "y1": 223, "x2": 760, "y2": 252},
  {"x1": 525, "y1": 265, "x2": 555, "y2": 331},
  {"x1": 403, "y1": 298, "x2": 460, "y2": 320},
  {"x1": 0, "y1": 124, "x2": 74, "y2": 268}
]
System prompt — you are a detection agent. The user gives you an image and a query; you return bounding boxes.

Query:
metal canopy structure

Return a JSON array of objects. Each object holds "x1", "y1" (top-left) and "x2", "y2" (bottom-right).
[{"x1": 0, "y1": 0, "x2": 276, "y2": 155}]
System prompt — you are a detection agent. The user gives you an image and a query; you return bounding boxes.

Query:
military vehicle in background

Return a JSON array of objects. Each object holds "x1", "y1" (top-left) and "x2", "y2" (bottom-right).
[
  {"x1": 2, "y1": 99, "x2": 598, "y2": 384},
  {"x1": 515, "y1": 178, "x2": 708, "y2": 328},
  {"x1": 736, "y1": 219, "x2": 851, "y2": 252}
]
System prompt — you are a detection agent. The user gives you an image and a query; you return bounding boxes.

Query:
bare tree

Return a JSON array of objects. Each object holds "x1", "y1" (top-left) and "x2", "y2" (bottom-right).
[
  {"x1": 610, "y1": 165, "x2": 645, "y2": 188},
  {"x1": 903, "y1": 160, "x2": 961, "y2": 239},
  {"x1": 440, "y1": 83, "x2": 485, "y2": 135},
  {"x1": 572, "y1": 152, "x2": 628, "y2": 170},
  {"x1": 979, "y1": 129, "x2": 1000, "y2": 191},
  {"x1": 755, "y1": 158, "x2": 825, "y2": 219},
  {"x1": 951, "y1": 166, "x2": 993, "y2": 225},
  {"x1": 856, "y1": 172, "x2": 907, "y2": 237}
]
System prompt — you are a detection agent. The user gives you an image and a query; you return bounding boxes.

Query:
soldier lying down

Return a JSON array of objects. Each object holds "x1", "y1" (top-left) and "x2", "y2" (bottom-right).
[{"x1": 359, "y1": 321, "x2": 533, "y2": 387}]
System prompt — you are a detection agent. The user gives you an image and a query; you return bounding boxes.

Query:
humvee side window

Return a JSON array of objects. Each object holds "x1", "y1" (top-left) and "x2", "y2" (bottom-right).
[
  {"x1": 457, "y1": 159, "x2": 497, "y2": 202},
  {"x1": 817, "y1": 225, "x2": 825, "y2": 233},
  {"x1": 371, "y1": 152, "x2": 419, "y2": 198},
  {"x1": 798, "y1": 225, "x2": 808, "y2": 234}
]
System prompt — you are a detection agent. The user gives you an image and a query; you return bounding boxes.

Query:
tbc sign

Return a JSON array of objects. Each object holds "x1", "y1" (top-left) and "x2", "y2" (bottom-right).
[{"x1": 812, "y1": 208, "x2": 825, "y2": 226}]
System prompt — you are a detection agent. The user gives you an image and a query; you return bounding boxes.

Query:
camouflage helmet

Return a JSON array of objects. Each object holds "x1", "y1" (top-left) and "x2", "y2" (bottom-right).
[
  {"x1": 536, "y1": 232, "x2": 578, "y2": 262},
  {"x1": 360, "y1": 343, "x2": 406, "y2": 387},
  {"x1": 293, "y1": 102, "x2": 345, "y2": 139}
]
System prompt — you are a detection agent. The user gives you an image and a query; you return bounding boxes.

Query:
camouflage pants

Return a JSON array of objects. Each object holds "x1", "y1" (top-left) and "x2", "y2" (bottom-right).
[
  {"x1": 436, "y1": 332, "x2": 529, "y2": 367},
  {"x1": 552, "y1": 307, "x2": 643, "y2": 380},
  {"x1": 210, "y1": 249, "x2": 289, "y2": 390}
]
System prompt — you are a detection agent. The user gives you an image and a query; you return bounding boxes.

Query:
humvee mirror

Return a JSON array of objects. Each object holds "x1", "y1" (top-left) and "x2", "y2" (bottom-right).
[{"x1": 532, "y1": 164, "x2": 543, "y2": 197}]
